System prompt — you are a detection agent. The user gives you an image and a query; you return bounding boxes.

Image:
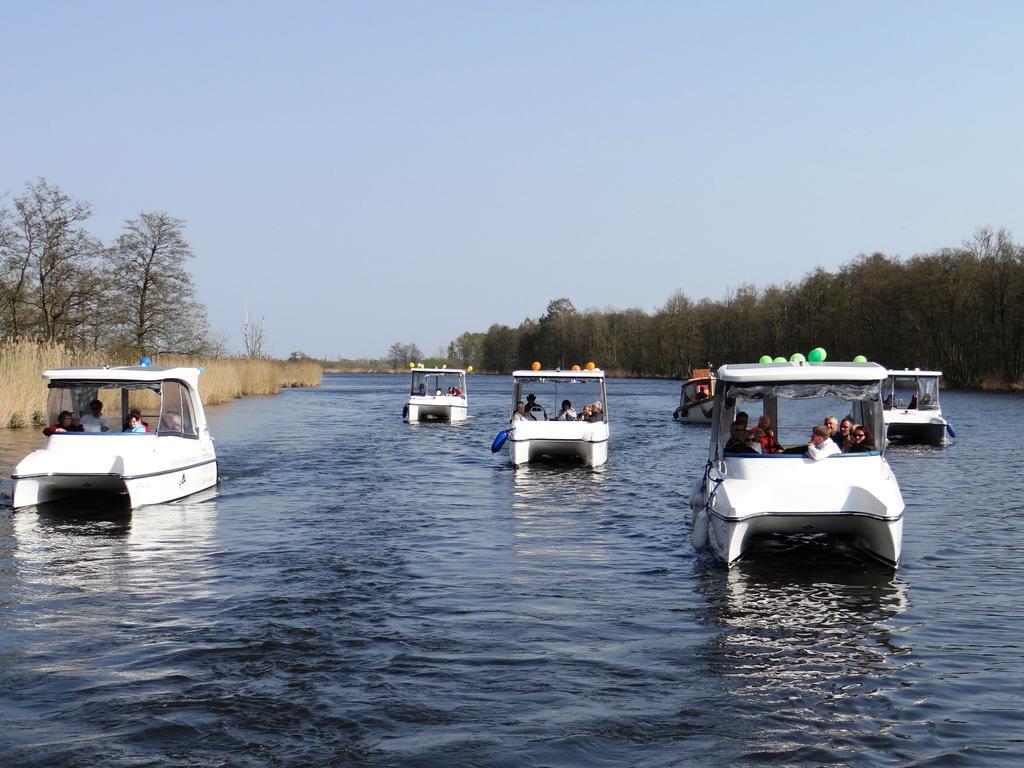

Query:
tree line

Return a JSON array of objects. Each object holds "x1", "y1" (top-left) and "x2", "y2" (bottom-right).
[
  {"x1": 433, "y1": 228, "x2": 1023, "y2": 388},
  {"x1": 0, "y1": 178, "x2": 212, "y2": 359}
]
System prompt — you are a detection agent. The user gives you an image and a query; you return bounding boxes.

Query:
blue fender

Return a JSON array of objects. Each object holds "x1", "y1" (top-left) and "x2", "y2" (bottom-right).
[
  {"x1": 946, "y1": 422, "x2": 956, "y2": 438},
  {"x1": 491, "y1": 430, "x2": 510, "y2": 453}
]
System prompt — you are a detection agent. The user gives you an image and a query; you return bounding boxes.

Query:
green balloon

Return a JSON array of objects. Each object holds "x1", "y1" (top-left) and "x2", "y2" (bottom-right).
[
  {"x1": 759, "y1": 355, "x2": 773, "y2": 364},
  {"x1": 773, "y1": 356, "x2": 787, "y2": 363},
  {"x1": 853, "y1": 354, "x2": 868, "y2": 363},
  {"x1": 808, "y1": 347, "x2": 826, "y2": 363},
  {"x1": 790, "y1": 352, "x2": 806, "y2": 363}
]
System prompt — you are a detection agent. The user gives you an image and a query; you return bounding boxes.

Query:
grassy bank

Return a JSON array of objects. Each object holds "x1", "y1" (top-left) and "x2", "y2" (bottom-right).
[{"x1": 0, "y1": 340, "x2": 322, "y2": 429}]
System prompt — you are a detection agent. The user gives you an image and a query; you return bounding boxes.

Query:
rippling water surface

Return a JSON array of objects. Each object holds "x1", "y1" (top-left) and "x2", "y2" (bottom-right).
[{"x1": 2, "y1": 374, "x2": 1022, "y2": 766}]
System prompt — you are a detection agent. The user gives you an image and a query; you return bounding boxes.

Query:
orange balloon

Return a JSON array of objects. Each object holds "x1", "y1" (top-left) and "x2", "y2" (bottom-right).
[
  {"x1": 531, "y1": 361, "x2": 541, "y2": 371},
  {"x1": 586, "y1": 361, "x2": 596, "y2": 371},
  {"x1": 571, "y1": 364, "x2": 581, "y2": 371}
]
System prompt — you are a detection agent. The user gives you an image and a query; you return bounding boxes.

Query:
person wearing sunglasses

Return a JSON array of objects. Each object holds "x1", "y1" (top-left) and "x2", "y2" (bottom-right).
[{"x1": 848, "y1": 425, "x2": 877, "y2": 452}]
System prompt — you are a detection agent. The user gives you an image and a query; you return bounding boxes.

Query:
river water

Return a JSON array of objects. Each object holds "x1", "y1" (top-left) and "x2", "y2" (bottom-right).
[{"x1": 1, "y1": 373, "x2": 1022, "y2": 767}]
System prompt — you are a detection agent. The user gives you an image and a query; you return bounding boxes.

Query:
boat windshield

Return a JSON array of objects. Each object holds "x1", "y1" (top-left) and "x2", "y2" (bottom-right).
[
  {"x1": 45, "y1": 379, "x2": 198, "y2": 436},
  {"x1": 883, "y1": 375, "x2": 940, "y2": 411},
  {"x1": 410, "y1": 370, "x2": 465, "y2": 396},
  {"x1": 46, "y1": 380, "x2": 159, "y2": 431},
  {"x1": 713, "y1": 380, "x2": 884, "y2": 455},
  {"x1": 512, "y1": 376, "x2": 607, "y2": 421}
]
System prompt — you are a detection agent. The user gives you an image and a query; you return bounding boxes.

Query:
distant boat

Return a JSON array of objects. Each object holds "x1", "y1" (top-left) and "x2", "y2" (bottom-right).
[
  {"x1": 498, "y1": 368, "x2": 608, "y2": 468},
  {"x1": 12, "y1": 365, "x2": 218, "y2": 509},
  {"x1": 403, "y1": 367, "x2": 468, "y2": 423},
  {"x1": 673, "y1": 367, "x2": 715, "y2": 423},
  {"x1": 689, "y1": 361, "x2": 905, "y2": 567},
  {"x1": 883, "y1": 369, "x2": 950, "y2": 445}
]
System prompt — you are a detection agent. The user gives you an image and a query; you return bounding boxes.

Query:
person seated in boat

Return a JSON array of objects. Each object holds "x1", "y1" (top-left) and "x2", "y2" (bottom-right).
[
  {"x1": 833, "y1": 417, "x2": 854, "y2": 452},
  {"x1": 736, "y1": 411, "x2": 750, "y2": 430},
  {"x1": 80, "y1": 398, "x2": 111, "y2": 432},
  {"x1": 586, "y1": 402, "x2": 604, "y2": 422},
  {"x1": 848, "y1": 425, "x2": 877, "y2": 452},
  {"x1": 123, "y1": 408, "x2": 150, "y2": 433},
  {"x1": 756, "y1": 415, "x2": 783, "y2": 453},
  {"x1": 908, "y1": 394, "x2": 918, "y2": 409},
  {"x1": 511, "y1": 401, "x2": 529, "y2": 422},
  {"x1": 725, "y1": 420, "x2": 756, "y2": 453},
  {"x1": 70, "y1": 412, "x2": 84, "y2": 431},
  {"x1": 556, "y1": 400, "x2": 577, "y2": 421},
  {"x1": 805, "y1": 424, "x2": 841, "y2": 461},
  {"x1": 524, "y1": 393, "x2": 546, "y2": 420},
  {"x1": 159, "y1": 410, "x2": 183, "y2": 433},
  {"x1": 414, "y1": 383, "x2": 426, "y2": 396},
  {"x1": 434, "y1": 388, "x2": 443, "y2": 396},
  {"x1": 823, "y1": 415, "x2": 839, "y2": 442},
  {"x1": 696, "y1": 383, "x2": 710, "y2": 401},
  {"x1": 578, "y1": 403, "x2": 593, "y2": 421},
  {"x1": 43, "y1": 410, "x2": 79, "y2": 436},
  {"x1": 745, "y1": 428, "x2": 764, "y2": 454}
]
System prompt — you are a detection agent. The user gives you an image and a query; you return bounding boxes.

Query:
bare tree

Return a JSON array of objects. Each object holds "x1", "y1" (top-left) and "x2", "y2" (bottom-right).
[
  {"x1": 242, "y1": 305, "x2": 266, "y2": 358},
  {"x1": 0, "y1": 179, "x2": 102, "y2": 342},
  {"x1": 105, "y1": 211, "x2": 209, "y2": 356}
]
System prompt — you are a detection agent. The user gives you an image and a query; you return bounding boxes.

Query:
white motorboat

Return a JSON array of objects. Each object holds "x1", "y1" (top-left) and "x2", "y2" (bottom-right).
[
  {"x1": 673, "y1": 367, "x2": 715, "y2": 423},
  {"x1": 689, "y1": 361, "x2": 905, "y2": 567},
  {"x1": 403, "y1": 367, "x2": 467, "y2": 423},
  {"x1": 12, "y1": 365, "x2": 218, "y2": 509},
  {"x1": 495, "y1": 367, "x2": 609, "y2": 467},
  {"x1": 883, "y1": 369, "x2": 951, "y2": 445}
]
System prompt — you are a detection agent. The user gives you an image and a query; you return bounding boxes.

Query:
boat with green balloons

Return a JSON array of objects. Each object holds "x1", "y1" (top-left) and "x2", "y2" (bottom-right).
[{"x1": 689, "y1": 355, "x2": 905, "y2": 567}]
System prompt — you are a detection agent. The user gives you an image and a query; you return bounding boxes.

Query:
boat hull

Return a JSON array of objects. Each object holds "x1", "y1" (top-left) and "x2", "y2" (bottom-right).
[
  {"x1": 884, "y1": 413, "x2": 947, "y2": 445},
  {"x1": 675, "y1": 401, "x2": 714, "y2": 424},
  {"x1": 507, "y1": 421, "x2": 609, "y2": 468},
  {"x1": 12, "y1": 433, "x2": 218, "y2": 510},
  {"x1": 405, "y1": 396, "x2": 468, "y2": 423},
  {"x1": 691, "y1": 454, "x2": 904, "y2": 567}
]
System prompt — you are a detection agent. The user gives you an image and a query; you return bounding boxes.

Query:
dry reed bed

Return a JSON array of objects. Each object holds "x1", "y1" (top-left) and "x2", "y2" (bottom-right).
[{"x1": 0, "y1": 340, "x2": 322, "y2": 428}]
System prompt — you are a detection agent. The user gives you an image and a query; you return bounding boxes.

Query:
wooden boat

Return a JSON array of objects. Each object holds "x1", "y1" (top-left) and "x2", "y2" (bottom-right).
[{"x1": 673, "y1": 367, "x2": 715, "y2": 423}]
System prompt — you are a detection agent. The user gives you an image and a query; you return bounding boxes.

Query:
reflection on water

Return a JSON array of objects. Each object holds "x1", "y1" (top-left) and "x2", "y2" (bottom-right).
[
  {"x1": 511, "y1": 465, "x2": 610, "y2": 572},
  {"x1": 691, "y1": 554, "x2": 913, "y2": 763},
  {"x1": 511, "y1": 464, "x2": 607, "y2": 507}
]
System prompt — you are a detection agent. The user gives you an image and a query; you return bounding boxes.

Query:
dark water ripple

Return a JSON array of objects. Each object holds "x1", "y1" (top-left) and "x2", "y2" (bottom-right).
[{"x1": 2, "y1": 376, "x2": 1023, "y2": 766}]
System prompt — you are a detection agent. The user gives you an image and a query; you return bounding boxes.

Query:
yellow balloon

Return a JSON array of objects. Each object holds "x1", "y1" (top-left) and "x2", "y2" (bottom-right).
[
  {"x1": 531, "y1": 361, "x2": 541, "y2": 371},
  {"x1": 467, "y1": 365, "x2": 474, "y2": 373},
  {"x1": 442, "y1": 364, "x2": 447, "y2": 369},
  {"x1": 409, "y1": 362, "x2": 415, "y2": 369},
  {"x1": 571, "y1": 364, "x2": 581, "y2": 371},
  {"x1": 586, "y1": 361, "x2": 596, "y2": 371}
]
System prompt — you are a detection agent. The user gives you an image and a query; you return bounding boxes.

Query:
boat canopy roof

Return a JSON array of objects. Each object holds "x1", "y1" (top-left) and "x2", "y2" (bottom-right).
[
  {"x1": 717, "y1": 361, "x2": 888, "y2": 384},
  {"x1": 411, "y1": 367, "x2": 465, "y2": 375},
  {"x1": 513, "y1": 369, "x2": 605, "y2": 380},
  {"x1": 42, "y1": 366, "x2": 203, "y2": 389},
  {"x1": 686, "y1": 368, "x2": 714, "y2": 382},
  {"x1": 886, "y1": 369, "x2": 943, "y2": 378}
]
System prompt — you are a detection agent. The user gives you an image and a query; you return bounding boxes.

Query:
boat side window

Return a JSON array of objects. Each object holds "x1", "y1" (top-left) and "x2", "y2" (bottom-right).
[{"x1": 158, "y1": 381, "x2": 198, "y2": 438}]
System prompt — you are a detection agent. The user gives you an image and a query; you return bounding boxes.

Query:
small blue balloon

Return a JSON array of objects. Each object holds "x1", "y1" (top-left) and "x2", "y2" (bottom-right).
[{"x1": 139, "y1": 356, "x2": 152, "y2": 366}]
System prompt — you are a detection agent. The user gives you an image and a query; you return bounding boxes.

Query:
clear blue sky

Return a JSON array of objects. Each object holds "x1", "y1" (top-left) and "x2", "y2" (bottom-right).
[{"x1": 3, "y1": 2, "x2": 1022, "y2": 359}]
